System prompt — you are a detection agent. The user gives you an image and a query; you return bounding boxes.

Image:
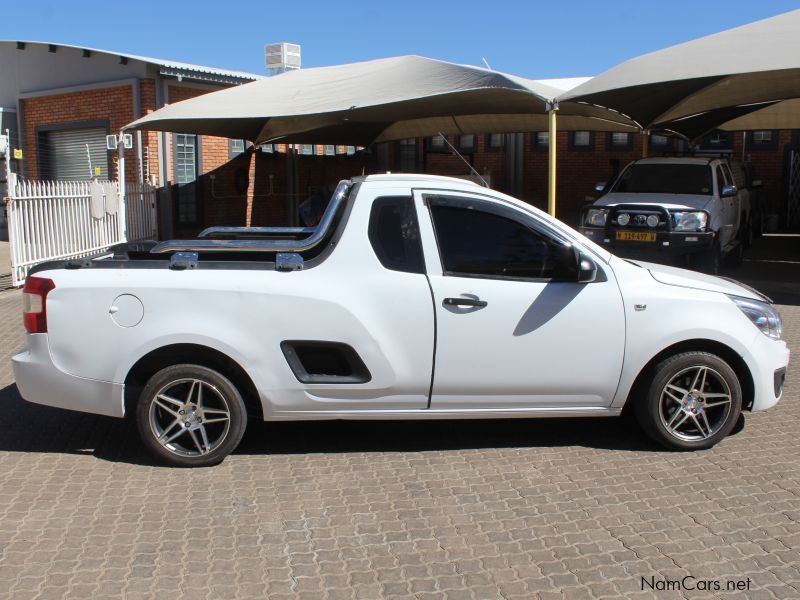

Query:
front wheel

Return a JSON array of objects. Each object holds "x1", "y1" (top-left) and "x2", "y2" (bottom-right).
[
  {"x1": 136, "y1": 364, "x2": 248, "y2": 467},
  {"x1": 635, "y1": 352, "x2": 742, "y2": 450}
]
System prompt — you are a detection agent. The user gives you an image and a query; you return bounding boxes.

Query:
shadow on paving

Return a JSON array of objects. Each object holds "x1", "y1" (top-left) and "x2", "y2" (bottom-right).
[{"x1": 0, "y1": 383, "x2": 752, "y2": 466}]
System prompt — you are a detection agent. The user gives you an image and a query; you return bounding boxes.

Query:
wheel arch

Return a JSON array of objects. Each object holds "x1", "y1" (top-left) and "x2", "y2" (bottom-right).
[
  {"x1": 123, "y1": 343, "x2": 263, "y2": 420},
  {"x1": 625, "y1": 338, "x2": 755, "y2": 412}
]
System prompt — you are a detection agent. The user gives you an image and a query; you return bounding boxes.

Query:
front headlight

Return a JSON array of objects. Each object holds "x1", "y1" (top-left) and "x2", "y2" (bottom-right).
[
  {"x1": 729, "y1": 295, "x2": 783, "y2": 340},
  {"x1": 671, "y1": 211, "x2": 708, "y2": 231},
  {"x1": 584, "y1": 208, "x2": 609, "y2": 227}
]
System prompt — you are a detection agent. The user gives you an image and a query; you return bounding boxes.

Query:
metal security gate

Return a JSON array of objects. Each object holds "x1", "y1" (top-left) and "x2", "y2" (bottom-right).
[{"x1": 3, "y1": 133, "x2": 158, "y2": 286}]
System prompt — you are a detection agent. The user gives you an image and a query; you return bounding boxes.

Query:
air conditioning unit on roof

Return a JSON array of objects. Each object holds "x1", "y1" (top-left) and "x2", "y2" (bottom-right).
[{"x1": 265, "y1": 43, "x2": 301, "y2": 75}]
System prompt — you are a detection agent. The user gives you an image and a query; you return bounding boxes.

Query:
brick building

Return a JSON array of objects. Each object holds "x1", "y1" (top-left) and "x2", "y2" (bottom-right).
[{"x1": 1, "y1": 40, "x2": 796, "y2": 240}]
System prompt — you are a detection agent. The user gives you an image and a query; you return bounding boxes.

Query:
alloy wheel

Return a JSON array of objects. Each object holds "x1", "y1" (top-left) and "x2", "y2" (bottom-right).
[
  {"x1": 658, "y1": 365, "x2": 732, "y2": 442},
  {"x1": 148, "y1": 378, "x2": 232, "y2": 457}
]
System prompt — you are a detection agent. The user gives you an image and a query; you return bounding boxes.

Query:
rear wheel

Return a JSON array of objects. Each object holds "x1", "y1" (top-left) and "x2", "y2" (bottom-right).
[
  {"x1": 136, "y1": 364, "x2": 247, "y2": 467},
  {"x1": 635, "y1": 352, "x2": 742, "y2": 450}
]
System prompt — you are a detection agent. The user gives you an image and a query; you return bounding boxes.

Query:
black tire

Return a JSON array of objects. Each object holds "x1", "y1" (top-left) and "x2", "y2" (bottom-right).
[
  {"x1": 695, "y1": 240, "x2": 721, "y2": 275},
  {"x1": 136, "y1": 364, "x2": 247, "y2": 467},
  {"x1": 635, "y1": 351, "x2": 742, "y2": 451}
]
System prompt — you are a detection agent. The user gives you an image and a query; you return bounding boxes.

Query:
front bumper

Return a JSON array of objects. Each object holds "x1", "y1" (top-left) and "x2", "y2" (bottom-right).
[
  {"x1": 747, "y1": 333, "x2": 790, "y2": 412},
  {"x1": 580, "y1": 227, "x2": 714, "y2": 262},
  {"x1": 12, "y1": 333, "x2": 125, "y2": 418}
]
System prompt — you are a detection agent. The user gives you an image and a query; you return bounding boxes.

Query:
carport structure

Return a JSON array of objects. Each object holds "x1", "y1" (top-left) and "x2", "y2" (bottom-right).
[
  {"x1": 128, "y1": 10, "x2": 800, "y2": 220},
  {"x1": 559, "y1": 9, "x2": 800, "y2": 144},
  {"x1": 126, "y1": 55, "x2": 638, "y2": 217}
]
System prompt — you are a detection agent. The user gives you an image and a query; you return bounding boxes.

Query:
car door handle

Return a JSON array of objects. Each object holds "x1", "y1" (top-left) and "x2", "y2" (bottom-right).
[{"x1": 444, "y1": 297, "x2": 488, "y2": 308}]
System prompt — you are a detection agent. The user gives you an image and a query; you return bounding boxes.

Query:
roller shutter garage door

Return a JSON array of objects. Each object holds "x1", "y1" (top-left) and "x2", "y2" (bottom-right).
[{"x1": 38, "y1": 127, "x2": 109, "y2": 181}]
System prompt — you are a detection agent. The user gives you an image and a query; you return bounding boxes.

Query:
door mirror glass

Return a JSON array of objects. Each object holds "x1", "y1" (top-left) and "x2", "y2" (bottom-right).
[{"x1": 721, "y1": 185, "x2": 737, "y2": 197}]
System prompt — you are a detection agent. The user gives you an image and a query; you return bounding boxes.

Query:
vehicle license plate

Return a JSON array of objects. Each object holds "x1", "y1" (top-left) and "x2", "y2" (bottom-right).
[{"x1": 616, "y1": 231, "x2": 656, "y2": 242}]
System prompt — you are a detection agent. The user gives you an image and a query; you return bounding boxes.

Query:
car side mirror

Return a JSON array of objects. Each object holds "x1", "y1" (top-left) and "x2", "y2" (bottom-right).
[
  {"x1": 553, "y1": 246, "x2": 597, "y2": 283},
  {"x1": 577, "y1": 253, "x2": 598, "y2": 283},
  {"x1": 595, "y1": 182, "x2": 606, "y2": 192},
  {"x1": 721, "y1": 185, "x2": 737, "y2": 197}
]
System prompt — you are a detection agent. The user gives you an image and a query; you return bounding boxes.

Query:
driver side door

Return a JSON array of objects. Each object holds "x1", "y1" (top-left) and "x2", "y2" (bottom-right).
[{"x1": 416, "y1": 190, "x2": 626, "y2": 409}]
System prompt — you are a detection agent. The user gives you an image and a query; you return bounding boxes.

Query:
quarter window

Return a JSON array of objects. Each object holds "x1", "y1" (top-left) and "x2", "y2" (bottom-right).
[
  {"x1": 429, "y1": 199, "x2": 562, "y2": 280},
  {"x1": 368, "y1": 196, "x2": 425, "y2": 274}
]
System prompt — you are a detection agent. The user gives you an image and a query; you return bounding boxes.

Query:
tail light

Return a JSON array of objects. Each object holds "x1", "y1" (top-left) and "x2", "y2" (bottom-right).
[{"x1": 22, "y1": 276, "x2": 56, "y2": 333}]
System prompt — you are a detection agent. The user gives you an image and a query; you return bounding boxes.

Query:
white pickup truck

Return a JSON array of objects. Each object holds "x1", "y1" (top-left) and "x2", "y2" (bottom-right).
[
  {"x1": 13, "y1": 174, "x2": 789, "y2": 466},
  {"x1": 580, "y1": 157, "x2": 752, "y2": 273}
]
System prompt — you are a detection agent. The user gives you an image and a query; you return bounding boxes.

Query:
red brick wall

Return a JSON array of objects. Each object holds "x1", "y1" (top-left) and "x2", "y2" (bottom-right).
[
  {"x1": 138, "y1": 79, "x2": 159, "y2": 183},
  {"x1": 21, "y1": 84, "x2": 138, "y2": 181}
]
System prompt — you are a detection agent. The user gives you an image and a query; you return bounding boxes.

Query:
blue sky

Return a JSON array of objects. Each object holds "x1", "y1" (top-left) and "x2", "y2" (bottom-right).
[{"x1": 2, "y1": 0, "x2": 799, "y2": 78}]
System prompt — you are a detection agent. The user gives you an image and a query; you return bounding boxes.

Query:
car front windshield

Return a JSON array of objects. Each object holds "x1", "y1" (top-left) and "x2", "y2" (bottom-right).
[{"x1": 610, "y1": 164, "x2": 713, "y2": 195}]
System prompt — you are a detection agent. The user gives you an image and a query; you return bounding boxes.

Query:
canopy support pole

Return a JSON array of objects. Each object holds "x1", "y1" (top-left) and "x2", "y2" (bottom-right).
[
  {"x1": 547, "y1": 102, "x2": 558, "y2": 217},
  {"x1": 642, "y1": 130, "x2": 650, "y2": 158}
]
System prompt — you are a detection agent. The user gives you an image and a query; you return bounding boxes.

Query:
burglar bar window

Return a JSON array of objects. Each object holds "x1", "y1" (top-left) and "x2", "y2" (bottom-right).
[
  {"x1": 396, "y1": 138, "x2": 418, "y2": 172},
  {"x1": 650, "y1": 134, "x2": 670, "y2": 147},
  {"x1": 345, "y1": 146, "x2": 356, "y2": 155},
  {"x1": 609, "y1": 132, "x2": 632, "y2": 150},
  {"x1": 175, "y1": 133, "x2": 199, "y2": 226},
  {"x1": 753, "y1": 130, "x2": 772, "y2": 142},
  {"x1": 260, "y1": 144, "x2": 274, "y2": 154},
  {"x1": 299, "y1": 144, "x2": 313, "y2": 155},
  {"x1": 324, "y1": 145, "x2": 335, "y2": 156},
  {"x1": 570, "y1": 131, "x2": 593, "y2": 149},
  {"x1": 534, "y1": 132, "x2": 549, "y2": 148},
  {"x1": 748, "y1": 130, "x2": 777, "y2": 149},
  {"x1": 458, "y1": 135, "x2": 475, "y2": 152},
  {"x1": 427, "y1": 135, "x2": 448, "y2": 152},
  {"x1": 700, "y1": 130, "x2": 732, "y2": 150},
  {"x1": 228, "y1": 139, "x2": 245, "y2": 158},
  {"x1": 486, "y1": 133, "x2": 505, "y2": 150}
]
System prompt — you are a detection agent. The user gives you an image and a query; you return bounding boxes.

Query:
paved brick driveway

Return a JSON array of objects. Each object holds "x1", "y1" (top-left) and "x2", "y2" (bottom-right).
[{"x1": 0, "y1": 236, "x2": 798, "y2": 599}]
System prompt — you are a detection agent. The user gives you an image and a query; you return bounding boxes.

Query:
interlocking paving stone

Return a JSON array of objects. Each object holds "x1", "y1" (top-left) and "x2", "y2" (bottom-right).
[{"x1": 0, "y1": 245, "x2": 798, "y2": 599}]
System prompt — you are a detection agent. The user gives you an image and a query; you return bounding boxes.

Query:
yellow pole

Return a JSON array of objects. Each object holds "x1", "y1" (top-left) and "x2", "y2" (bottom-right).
[
  {"x1": 547, "y1": 103, "x2": 558, "y2": 217},
  {"x1": 642, "y1": 130, "x2": 650, "y2": 158}
]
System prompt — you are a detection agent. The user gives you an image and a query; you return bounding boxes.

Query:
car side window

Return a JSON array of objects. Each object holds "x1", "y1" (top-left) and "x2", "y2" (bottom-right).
[
  {"x1": 721, "y1": 164, "x2": 736, "y2": 188},
  {"x1": 428, "y1": 197, "x2": 563, "y2": 280},
  {"x1": 715, "y1": 165, "x2": 728, "y2": 193},
  {"x1": 368, "y1": 196, "x2": 425, "y2": 274}
]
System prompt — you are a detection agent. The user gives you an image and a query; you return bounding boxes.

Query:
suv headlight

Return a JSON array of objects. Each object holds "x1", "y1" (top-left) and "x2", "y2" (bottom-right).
[
  {"x1": 671, "y1": 211, "x2": 708, "y2": 231},
  {"x1": 729, "y1": 295, "x2": 783, "y2": 339},
  {"x1": 584, "y1": 208, "x2": 609, "y2": 227}
]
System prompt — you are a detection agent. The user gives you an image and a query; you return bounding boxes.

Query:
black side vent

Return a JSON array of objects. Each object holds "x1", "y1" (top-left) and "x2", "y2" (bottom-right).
[{"x1": 280, "y1": 341, "x2": 371, "y2": 384}]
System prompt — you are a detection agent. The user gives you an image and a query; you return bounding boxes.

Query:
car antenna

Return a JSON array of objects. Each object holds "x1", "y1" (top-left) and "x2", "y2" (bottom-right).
[{"x1": 437, "y1": 132, "x2": 490, "y2": 188}]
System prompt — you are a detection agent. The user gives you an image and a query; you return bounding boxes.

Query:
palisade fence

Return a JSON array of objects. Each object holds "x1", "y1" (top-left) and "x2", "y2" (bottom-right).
[{"x1": 5, "y1": 173, "x2": 158, "y2": 286}]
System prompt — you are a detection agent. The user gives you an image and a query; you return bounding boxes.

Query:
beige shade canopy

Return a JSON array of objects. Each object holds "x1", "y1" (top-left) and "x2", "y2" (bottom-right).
[
  {"x1": 125, "y1": 55, "x2": 637, "y2": 144},
  {"x1": 560, "y1": 9, "x2": 800, "y2": 140}
]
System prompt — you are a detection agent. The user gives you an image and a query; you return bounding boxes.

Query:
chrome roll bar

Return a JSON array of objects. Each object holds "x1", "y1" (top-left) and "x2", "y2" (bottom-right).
[
  {"x1": 150, "y1": 180, "x2": 351, "y2": 254},
  {"x1": 198, "y1": 226, "x2": 315, "y2": 238}
]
